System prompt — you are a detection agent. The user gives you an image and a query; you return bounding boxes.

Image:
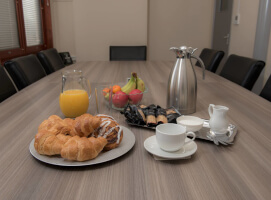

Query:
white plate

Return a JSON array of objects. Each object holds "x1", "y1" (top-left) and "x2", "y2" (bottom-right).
[
  {"x1": 144, "y1": 135, "x2": 197, "y2": 159},
  {"x1": 29, "y1": 126, "x2": 135, "y2": 166}
]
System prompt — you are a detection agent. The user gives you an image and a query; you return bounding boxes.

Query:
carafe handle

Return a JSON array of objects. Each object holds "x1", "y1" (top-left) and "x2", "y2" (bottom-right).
[
  {"x1": 208, "y1": 104, "x2": 215, "y2": 117},
  {"x1": 82, "y1": 77, "x2": 92, "y2": 100},
  {"x1": 191, "y1": 54, "x2": 205, "y2": 80}
]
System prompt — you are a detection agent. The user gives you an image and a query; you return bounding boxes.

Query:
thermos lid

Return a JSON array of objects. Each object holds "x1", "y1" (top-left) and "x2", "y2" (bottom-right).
[{"x1": 170, "y1": 46, "x2": 197, "y2": 58}]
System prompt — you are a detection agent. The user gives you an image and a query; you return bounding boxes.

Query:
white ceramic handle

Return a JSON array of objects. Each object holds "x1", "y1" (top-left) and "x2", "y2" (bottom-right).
[
  {"x1": 208, "y1": 104, "x2": 215, "y2": 117},
  {"x1": 185, "y1": 131, "x2": 196, "y2": 145}
]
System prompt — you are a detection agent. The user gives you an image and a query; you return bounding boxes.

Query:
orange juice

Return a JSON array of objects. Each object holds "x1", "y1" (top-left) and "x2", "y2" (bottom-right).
[{"x1": 59, "y1": 89, "x2": 89, "y2": 118}]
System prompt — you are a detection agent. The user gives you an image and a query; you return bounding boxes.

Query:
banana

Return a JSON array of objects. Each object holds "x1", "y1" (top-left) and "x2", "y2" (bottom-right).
[
  {"x1": 104, "y1": 93, "x2": 110, "y2": 100},
  {"x1": 136, "y1": 77, "x2": 145, "y2": 92},
  {"x1": 121, "y1": 72, "x2": 137, "y2": 94}
]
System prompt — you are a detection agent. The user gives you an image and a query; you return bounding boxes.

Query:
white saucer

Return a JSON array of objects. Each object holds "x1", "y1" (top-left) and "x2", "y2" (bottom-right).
[{"x1": 144, "y1": 135, "x2": 197, "y2": 160}]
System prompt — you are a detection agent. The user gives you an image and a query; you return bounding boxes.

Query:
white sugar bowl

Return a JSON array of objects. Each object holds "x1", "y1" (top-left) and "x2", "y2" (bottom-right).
[{"x1": 177, "y1": 116, "x2": 204, "y2": 132}]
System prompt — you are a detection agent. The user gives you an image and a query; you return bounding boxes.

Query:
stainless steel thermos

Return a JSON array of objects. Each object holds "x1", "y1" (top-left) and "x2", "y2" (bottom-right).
[{"x1": 167, "y1": 46, "x2": 205, "y2": 114}]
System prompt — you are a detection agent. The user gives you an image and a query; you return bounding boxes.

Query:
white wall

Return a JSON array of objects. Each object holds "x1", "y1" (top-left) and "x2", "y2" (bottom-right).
[
  {"x1": 229, "y1": 0, "x2": 259, "y2": 57},
  {"x1": 51, "y1": 0, "x2": 214, "y2": 61},
  {"x1": 148, "y1": 0, "x2": 215, "y2": 61},
  {"x1": 51, "y1": 0, "x2": 147, "y2": 61},
  {"x1": 51, "y1": 1, "x2": 76, "y2": 57}
]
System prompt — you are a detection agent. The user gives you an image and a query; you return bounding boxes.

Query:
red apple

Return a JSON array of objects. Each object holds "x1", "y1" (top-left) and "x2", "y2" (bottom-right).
[
  {"x1": 112, "y1": 91, "x2": 129, "y2": 108},
  {"x1": 129, "y1": 89, "x2": 143, "y2": 104}
]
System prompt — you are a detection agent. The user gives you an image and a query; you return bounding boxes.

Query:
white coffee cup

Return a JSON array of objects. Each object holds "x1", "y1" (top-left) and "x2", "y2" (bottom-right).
[{"x1": 156, "y1": 123, "x2": 196, "y2": 152}]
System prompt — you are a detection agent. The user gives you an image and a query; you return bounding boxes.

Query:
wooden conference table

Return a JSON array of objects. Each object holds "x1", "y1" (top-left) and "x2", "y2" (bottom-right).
[{"x1": 0, "y1": 61, "x2": 270, "y2": 200}]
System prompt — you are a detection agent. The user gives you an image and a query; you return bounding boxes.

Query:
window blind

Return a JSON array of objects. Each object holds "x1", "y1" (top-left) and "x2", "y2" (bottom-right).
[
  {"x1": 0, "y1": 0, "x2": 20, "y2": 50},
  {"x1": 22, "y1": 0, "x2": 43, "y2": 47}
]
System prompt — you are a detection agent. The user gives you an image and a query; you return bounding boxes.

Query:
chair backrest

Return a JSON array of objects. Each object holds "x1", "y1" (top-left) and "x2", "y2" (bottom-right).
[
  {"x1": 59, "y1": 52, "x2": 73, "y2": 66},
  {"x1": 110, "y1": 46, "x2": 147, "y2": 61},
  {"x1": 220, "y1": 54, "x2": 265, "y2": 90},
  {"x1": 37, "y1": 48, "x2": 65, "y2": 74},
  {"x1": 0, "y1": 65, "x2": 17, "y2": 103},
  {"x1": 196, "y1": 48, "x2": 224, "y2": 73},
  {"x1": 260, "y1": 75, "x2": 271, "y2": 102},
  {"x1": 4, "y1": 54, "x2": 47, "y2": 90}
]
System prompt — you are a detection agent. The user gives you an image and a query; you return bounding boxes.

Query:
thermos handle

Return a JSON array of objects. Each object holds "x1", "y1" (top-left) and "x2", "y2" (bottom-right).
[{"x1": 191, "y1": 54, "x2": 205, "y2": 80}]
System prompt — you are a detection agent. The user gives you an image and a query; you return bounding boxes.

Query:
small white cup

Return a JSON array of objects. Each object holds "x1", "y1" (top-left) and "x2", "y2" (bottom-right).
[
  {"x1": 156, "y1": 123, "x2": 196, "y2": 152},
  {"x1": 177, "y1": 115, "x2": 204, "y2": 132}
]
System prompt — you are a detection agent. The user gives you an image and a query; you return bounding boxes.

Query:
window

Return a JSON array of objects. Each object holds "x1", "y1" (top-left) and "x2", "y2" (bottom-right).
[
  {"x1": 0, "y1": 0, "x2": 20, "y2": 51},
  {"x1": 22, "y1": 0, "x2": 43, "y2": 46},
  {"x1": 0, "y1": 0, "x2": 53, "y2": 64}
]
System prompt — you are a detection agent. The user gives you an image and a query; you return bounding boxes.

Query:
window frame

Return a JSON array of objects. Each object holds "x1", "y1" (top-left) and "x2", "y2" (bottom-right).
[{"x1": 0, "y1": 0, "x2": 53, "y2": 64}]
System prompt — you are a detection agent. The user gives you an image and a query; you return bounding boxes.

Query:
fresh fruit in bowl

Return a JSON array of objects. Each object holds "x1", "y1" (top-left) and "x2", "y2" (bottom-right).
[
  {"x1": 112, "y1": 85, "x2": 121, "y2": 93},
  {"x1": 103, "y1": 87, "x2": 112, "y2": 101},
  {"x1": 103, "y1": 72, "x2": 147, "y2": 109},
  {"x1": 121, "y1": 72, "x2": 137, "y2": 94},
  {"x1": 112, "y1": 91, "x2": 129, "y2": 108},
  {"x1": 129, "y1": 89, "x2": 143, "y2": 104},
  {"x1": 103, "y1": 88, "x2": 111, "y2": 96},
  {"x1": 136, "y1": 77, "x2": 145, "y2": 92}
]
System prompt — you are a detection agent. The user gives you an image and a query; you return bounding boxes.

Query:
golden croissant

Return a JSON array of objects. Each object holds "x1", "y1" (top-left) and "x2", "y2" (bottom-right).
[
  {"x1": 34, "y1": 130, "x2": 108, "y2": 161},
  {"x1": 71, "y1": 114, "x2": 101, "y2": 137},
  {"x1": 61, "y1": 136, "x2": 107, "y2": 161},
  {"x1": 34, "y1": 114, "x2": 122, "y2": 161},
  {"x1": 39, "y1": 114, "x2": 101, "y2": 137},
  {"x1": 34, "y1": 130, "x2": 64, "y2": 155},
  {"x1": 38, "y1": 115, "x2": 71, "y2": 135}
]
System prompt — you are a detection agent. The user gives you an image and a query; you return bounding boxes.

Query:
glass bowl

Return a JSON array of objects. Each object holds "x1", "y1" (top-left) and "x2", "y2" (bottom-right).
[{"x1": 102, "y1": 85, "x2": 148, "y2": 111}]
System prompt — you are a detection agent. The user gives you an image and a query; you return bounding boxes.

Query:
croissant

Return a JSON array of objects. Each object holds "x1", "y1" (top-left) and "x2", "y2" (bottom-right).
[
  {"x1": 61, "y1": 136, "x2": 107, "y2": 161},
  {"x1": 72, "y1": 114, "x2": 101, "y2": 137},
  {"x1": 56, "y1": 133, "x2": 72, "y2": 143},
  {"x1": 34, "y1": 130, "x2": 64, "y2": 155},
  {"x1": 38, "y1": 115, "x2": 71, "y2": 135},
  {"x1": 62, "y1": 118, "x2": 76, "y2": 135}
]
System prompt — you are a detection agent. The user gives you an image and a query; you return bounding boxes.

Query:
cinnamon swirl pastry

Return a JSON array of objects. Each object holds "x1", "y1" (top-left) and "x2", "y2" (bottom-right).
[{"x1": 93, "y1": 114, "x2": 123, "y2": 151}]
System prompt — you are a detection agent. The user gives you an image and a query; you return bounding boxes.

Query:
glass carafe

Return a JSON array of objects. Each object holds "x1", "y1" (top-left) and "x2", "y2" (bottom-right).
[{"x1": 59, "y1": 70, "x2": 91, "y2": 118}]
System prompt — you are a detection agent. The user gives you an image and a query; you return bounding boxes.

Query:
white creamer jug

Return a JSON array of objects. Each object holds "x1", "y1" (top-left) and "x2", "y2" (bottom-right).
[{"x1": 208, "y1": 104, "x2": 229, "y2": 134}]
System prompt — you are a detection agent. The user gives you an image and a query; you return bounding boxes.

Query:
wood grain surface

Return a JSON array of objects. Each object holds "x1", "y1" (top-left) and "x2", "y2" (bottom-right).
[{"x1": 0, "y1": 61, "x2": 270, "y2": 200}]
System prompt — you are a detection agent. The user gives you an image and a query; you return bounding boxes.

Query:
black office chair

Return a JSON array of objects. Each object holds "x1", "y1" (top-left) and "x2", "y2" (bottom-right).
[
  {"x1": 220, "y1": 54, "x2": 265, "y2": 90},
  {"x1": 0, "y1": 65, "x2": 17, "y2": 103},
  {"x1": 4, "y1": 54, "x2": 47, "y2": 90},
  {"x1": 59, "y1": 52, "x2": 73, "y2": 66},
  {"x1": 110, "y1": 46, "x2": 147, "y2": 61},
  {"x1": 37, "y1": 48, "x2": 65, "y2": 74},
  {"x1": 196, "y1": 48, "x2": 224, "y2": 73},
  {"x1": 260, "y1": 75, "x2": 271, "y2": 102}
]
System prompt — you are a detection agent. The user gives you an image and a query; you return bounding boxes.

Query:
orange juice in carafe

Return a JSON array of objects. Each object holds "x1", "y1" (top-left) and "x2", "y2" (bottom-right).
[
  {"x1": 60, "y1": 70, "x2": 91, "y2": 118},
  {"x1": 59, "y1": 89, "x2": 89, "y2": 118}
]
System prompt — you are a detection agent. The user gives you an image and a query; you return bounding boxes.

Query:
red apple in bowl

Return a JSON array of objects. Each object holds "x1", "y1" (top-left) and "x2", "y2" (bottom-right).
[
  {"x1": 129, "y1": 89, "x2": 143, "y2": 104},
  {"x1": 112, "y1": 91, "x2": 129, "y2": 108}
]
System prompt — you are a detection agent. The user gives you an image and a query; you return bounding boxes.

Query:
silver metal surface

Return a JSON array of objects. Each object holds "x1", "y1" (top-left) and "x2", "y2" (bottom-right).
[
  {"x1": 125, "y1": 119, "x2": 237, "y2": 146},
  {"x1": 197, "y1": 120, "x2": 237, "y2": 145},
  {"x1": 167, "y1": 46, "x2": 205, "y2": 114}
]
